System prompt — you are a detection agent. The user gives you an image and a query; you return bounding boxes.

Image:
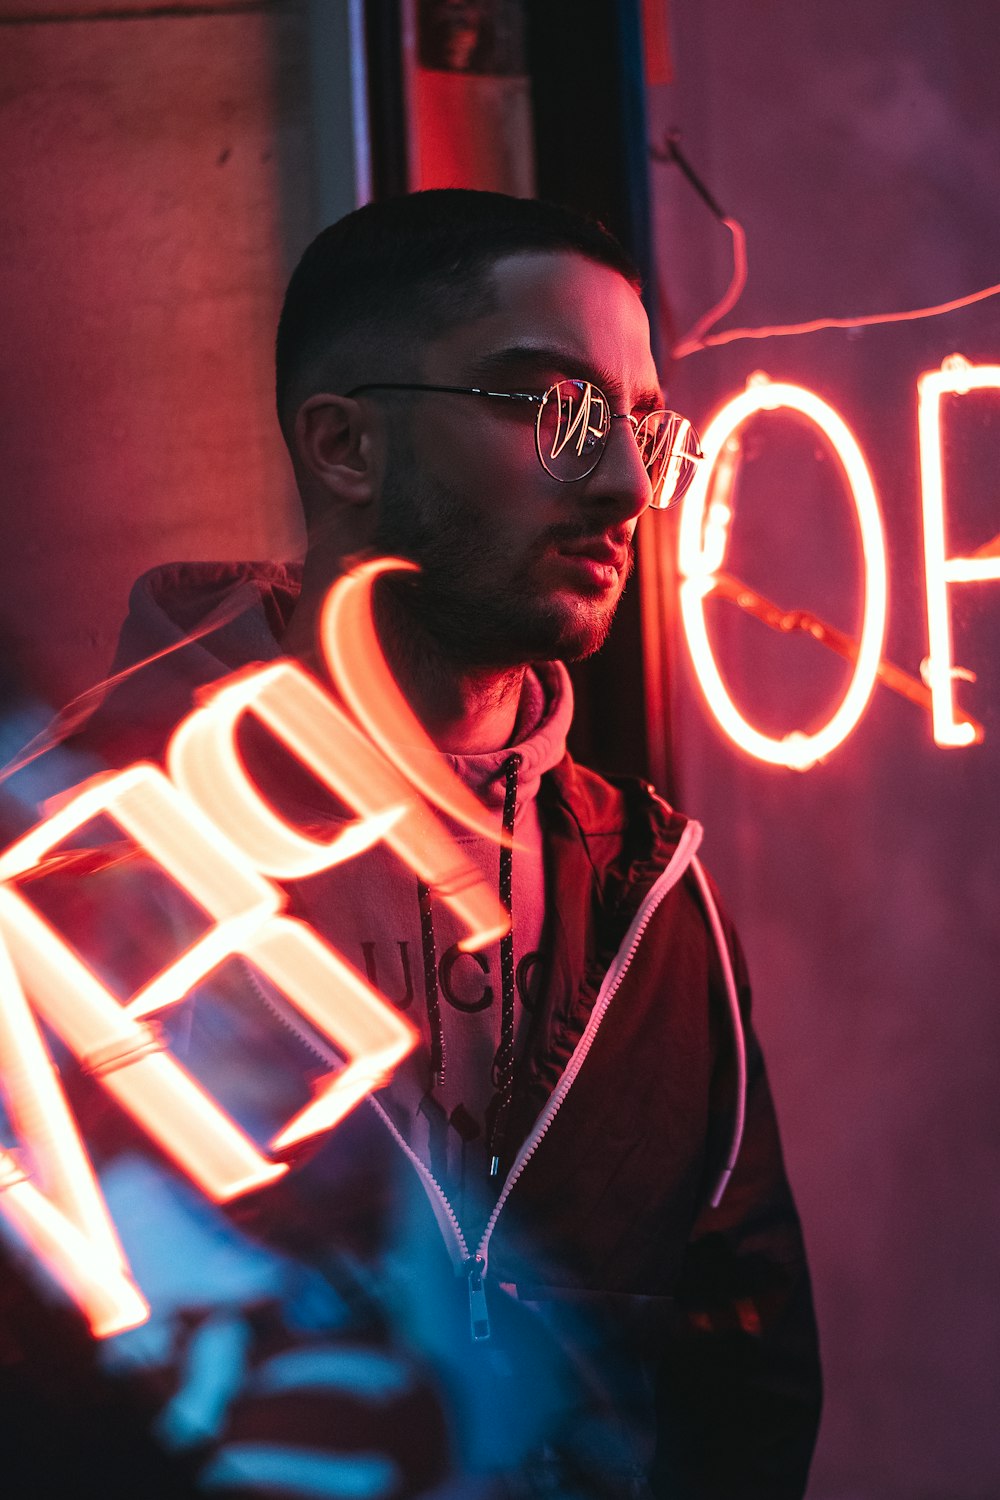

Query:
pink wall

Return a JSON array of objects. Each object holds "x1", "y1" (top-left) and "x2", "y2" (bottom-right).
[
  {"x1": 0, "y1": 1, "x2": 311, "y2": 712},
  {"x1": 649, "y1": 5, "x2": 1000, "y2": 1496}
]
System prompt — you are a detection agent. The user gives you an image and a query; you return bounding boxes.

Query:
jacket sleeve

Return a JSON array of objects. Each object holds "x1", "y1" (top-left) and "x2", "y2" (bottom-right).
[{"x1": 651, "y1": 892, "x2": 823, "y2": 1500}]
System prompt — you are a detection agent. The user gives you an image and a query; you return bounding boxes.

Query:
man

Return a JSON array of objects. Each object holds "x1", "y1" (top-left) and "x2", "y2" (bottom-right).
[{"x1": 7, "y1": 190, "x2": 821, "y2": 1497}]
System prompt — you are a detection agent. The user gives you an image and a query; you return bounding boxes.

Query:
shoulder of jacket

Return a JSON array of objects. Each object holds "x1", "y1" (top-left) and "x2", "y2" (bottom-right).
[{"x1": 545, "y1": 752, "x2": 690, "y2": 842}]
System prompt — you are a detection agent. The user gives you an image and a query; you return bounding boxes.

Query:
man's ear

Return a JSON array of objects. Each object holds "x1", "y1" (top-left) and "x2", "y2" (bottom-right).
[{"x1": 294, "y1": 394, "x2": 378, "y2": 507}]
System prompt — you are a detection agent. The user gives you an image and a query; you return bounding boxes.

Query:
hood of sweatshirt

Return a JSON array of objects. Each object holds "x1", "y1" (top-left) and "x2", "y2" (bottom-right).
[{"x1": 46, "y1": 560, "x2": 573, "y2": 792}]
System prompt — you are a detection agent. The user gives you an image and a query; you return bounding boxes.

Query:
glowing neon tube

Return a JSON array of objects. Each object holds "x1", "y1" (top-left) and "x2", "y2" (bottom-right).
[
  {"x1": 321, "y1": 556, "x2": 522, "y2": 850},
  {"x1": 917, "y1": 355, "x2": 999, "y2": 746},
  {"x1": 168, "y1": 660, "x2": 509, "y2": 952},
  {"x1": 678, "y1": 374, "x2": 888, "y2": 770},
  {"x1": 0, "y1": 920, "x2": 149, "y2": 1337}
]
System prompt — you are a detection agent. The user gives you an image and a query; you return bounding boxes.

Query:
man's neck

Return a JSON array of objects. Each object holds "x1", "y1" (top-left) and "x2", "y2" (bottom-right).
[
  {"x1": 382, "y1": 641, "x2": 526, "y2": 756},
  {"x1": 281, "y1": 554, "x2": 527, "y2": 756},
  {"x1": 374, "y1": 581, "x2": 528, "y2": 754}
]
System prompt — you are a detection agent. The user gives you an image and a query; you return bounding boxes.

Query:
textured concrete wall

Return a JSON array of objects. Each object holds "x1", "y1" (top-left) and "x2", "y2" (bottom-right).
[
  {"x1": 649, "y1": 5, "x2": 1000, "y2": 1496},
  {"x1": 0, "y1": 0, "x2": 315, "y2": 711}
]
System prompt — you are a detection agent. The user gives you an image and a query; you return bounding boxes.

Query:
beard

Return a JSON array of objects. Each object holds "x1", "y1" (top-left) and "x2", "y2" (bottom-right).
[{"x1": 370, "y1": 448, "x2": 634, "y2": 669}]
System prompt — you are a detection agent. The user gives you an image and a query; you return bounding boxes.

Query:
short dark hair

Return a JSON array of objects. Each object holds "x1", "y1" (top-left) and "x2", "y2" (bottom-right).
[{"x1": 275, "y1": 188, "x2": 641, "y2": 434}]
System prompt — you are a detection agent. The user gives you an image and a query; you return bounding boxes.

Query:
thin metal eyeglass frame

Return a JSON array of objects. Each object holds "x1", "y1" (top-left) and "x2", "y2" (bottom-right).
[{"x1": 343, "y1": 380, "x2": 702, "y2": 507}]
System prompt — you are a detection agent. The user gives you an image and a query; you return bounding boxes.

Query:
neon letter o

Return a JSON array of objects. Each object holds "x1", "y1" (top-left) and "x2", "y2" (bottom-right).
[{"x1": 677, "y1": 377, "x2": 888, "y2": 770}]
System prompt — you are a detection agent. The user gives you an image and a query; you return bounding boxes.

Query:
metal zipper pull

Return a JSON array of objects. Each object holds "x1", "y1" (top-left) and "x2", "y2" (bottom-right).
[{"x1": 466, "y1": 1256, "x2": 491, "y2": 1342}]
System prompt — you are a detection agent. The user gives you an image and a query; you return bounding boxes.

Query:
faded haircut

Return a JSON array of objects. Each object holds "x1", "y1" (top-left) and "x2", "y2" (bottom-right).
[{"x1": 274, "y1": 188, "x2": 641, "y2": 438}]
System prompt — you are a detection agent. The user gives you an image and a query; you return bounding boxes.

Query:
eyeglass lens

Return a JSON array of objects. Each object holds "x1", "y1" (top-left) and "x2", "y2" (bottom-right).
[
  {"x1": 638, "y1": 410, "x2": 702, "y2": 509},
  {"x1": 539, "y1": 381, "x2": 611, "y2": 474},
  {"x1": 537, "y1": 380, "x2": 701, "y2": 508},
  {"x1": 537, "y1": 381, "x2": 609, "y2": 480}
]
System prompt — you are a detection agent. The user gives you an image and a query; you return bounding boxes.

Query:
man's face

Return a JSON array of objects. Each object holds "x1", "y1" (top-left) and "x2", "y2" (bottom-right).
[{"x1": 372, "y1": 251, "x2": 662, "y2": 667}]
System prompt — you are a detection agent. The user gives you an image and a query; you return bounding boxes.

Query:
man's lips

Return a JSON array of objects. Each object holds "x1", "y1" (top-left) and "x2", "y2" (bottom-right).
[
  {"x1": 552, "y1": 538, "x2": 630, "y2": 590},
  {"x1": 555, "y1": 537, "x2": 630, "y2": 575}
]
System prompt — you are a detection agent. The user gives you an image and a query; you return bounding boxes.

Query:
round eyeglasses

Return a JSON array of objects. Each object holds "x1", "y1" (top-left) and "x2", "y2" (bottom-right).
[{"x1": 344, "y1": 379, "x2": 703, "y2": 509}]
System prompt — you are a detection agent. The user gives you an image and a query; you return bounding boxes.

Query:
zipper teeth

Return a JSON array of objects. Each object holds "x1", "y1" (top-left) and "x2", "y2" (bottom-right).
[
  {"x1": 241, "y1": 960, "x2": 474, "y2": 1266},
  {"x1": 366, "y1": 1095, "x2": 471, "y2": 1265},
  {"x1": 240, "y1": 960, "x2": 338, "y2": 1066},
  {"x1": 475, "y1": 819, "x2": 702, "y2": 1265}
]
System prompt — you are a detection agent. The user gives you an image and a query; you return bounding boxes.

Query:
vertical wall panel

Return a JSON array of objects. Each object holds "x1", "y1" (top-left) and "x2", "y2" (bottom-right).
[{"x1": 0, "y1": 3, "x2": 314, "y2": 709}]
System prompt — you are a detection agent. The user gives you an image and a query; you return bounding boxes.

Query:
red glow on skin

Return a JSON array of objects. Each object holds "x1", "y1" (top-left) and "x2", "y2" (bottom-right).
[
  {"x1": 552, "y1": 554, "x2": 621, "y2": 592},
  {"x1": 0, "y1": 558, "x2": 513, "y2": 1334}
]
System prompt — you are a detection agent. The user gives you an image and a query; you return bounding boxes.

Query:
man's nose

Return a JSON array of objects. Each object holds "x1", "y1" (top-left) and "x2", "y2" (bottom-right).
[{"x1": 583, "y1": 416, "x2": 653, "y2": 523}]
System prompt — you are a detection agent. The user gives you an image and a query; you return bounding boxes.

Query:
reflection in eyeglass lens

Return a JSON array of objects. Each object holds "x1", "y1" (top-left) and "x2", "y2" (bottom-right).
[
  {"x1": 541, "y1": 381, "x2": 610, "y2": 472},
  {"x1": 538, "y1": 380, "x2": 701, "y2": 505},
  {"x1": 640, "y1": 412, "x2": 702, "y2": 509}
]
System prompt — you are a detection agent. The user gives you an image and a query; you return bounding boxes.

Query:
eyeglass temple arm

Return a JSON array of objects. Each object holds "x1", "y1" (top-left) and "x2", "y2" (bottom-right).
[
  {"x1": 343, "y1": 384, "x2": 703, "y2": 459},
  {"x1": 344, "y1": 383, "x2": 544, "y2": 405}
]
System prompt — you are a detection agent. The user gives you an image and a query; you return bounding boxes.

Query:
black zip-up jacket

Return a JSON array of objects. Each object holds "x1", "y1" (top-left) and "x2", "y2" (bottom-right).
[{"x1": 479, "y1": 756, "x2": 823, "y2": 1496}]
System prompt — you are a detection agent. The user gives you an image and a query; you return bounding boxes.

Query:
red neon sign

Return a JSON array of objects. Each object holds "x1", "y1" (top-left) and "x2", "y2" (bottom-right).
[
  {"x1": 917, "y1": 356, "x2": 1000, "y2": 747},
  {"x1": 0, "y1": 915, "x2": 149, "y2": 1337},
  {"x1": 678, "y1": 373, "x2": 889, "y2": 770},
  {"x1": 0, "y1": 557, "x2": 509, "y2": 1335},
  {"x1": 677, "y1": 359, "x2": 995, "y2": 766}
]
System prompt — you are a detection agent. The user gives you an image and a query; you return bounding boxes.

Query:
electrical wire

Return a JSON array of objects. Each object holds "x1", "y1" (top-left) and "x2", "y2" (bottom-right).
[
  {"x1": 655, "y1": 131, "x2": 1000, "y2": 360},
  {"x1": 679, "y1": 278, "x2": 1000, "y2": 357}
]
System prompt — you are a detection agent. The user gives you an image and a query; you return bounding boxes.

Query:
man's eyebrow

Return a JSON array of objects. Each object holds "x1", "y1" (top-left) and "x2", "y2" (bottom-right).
[{"x1": 470, "y1": 345, "x2": 664, "y2": 411}]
